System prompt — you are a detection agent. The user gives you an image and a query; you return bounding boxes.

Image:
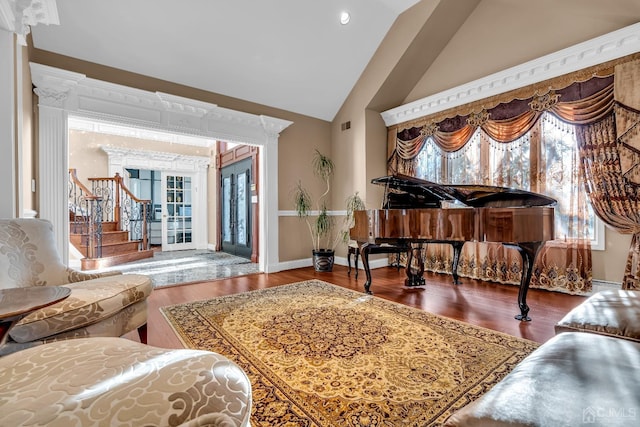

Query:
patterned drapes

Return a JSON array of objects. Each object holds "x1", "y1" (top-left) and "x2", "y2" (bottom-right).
[
  {"x1": 387, "y1": 55, "x2": 640, "y2": 294},
  {"x1": 574, "y1": 58, "x2": 640, "y2": 289}
]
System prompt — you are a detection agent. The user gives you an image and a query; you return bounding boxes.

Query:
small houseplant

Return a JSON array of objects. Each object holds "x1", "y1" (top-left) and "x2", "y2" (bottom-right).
[{"x1": 293, "y1": 149, "x2": 364, "y2": 271}]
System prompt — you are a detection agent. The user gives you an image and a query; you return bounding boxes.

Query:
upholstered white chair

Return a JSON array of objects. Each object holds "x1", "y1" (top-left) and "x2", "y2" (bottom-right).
[
  {"x1": 0, "y1": 337, "x2": 252, "y2": 426},
  {"x1": 0, "y1": 218, "x2": 152, "y2": 355}
]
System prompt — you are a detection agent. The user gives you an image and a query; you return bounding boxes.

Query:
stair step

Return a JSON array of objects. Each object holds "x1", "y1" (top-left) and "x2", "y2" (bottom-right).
[
  {"x1": 99, "y1": 241, "x2": 141, "y2": 257},
  {"x1": 81, "y1": 249, "x2": 155, "y2": 270},
  {"x1": 70, "y1": 221, "x2": 119, "y2": 232},
  {"x1": 101, "y1": 222, "x2": 119, "y2": 232},
  {"x1": 70, "y1": 230, "x2": 130, "y2": 246},
  {"x1": 71, "y1": 241, "x2": 142, "y2": 257}
]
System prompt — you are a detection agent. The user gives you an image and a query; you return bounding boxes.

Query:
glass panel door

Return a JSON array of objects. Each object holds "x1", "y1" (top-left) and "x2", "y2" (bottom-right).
[
  {"x1": 220, "y1": 158, "x2": 252, "y2": 259},
  {"x1": 162, "y1": 172, "x2": 195, "y2": 251}
]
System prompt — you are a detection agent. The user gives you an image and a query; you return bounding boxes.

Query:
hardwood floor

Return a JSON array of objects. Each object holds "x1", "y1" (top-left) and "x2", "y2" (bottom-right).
[{"x1": 125, "y1": 265, "x2": 588, "y2": 348}]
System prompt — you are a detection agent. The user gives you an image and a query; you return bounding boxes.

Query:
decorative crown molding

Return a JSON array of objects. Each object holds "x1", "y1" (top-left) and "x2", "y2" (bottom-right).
[
  {"x1": 261, "y1": 115, "x2": 295, "y2": 137},
  {"x1": 100, "y1": 146, "x2": 211, "y2": 169},
  {"x1": 68, "y1": 116, "x2": 216, "y2": 148},
  {"x1": 30, "y1": 62, "x2": 84, "y2": 93},
  {"x1": 156, "y1": 92, "x2": 215, "y2": 118},
  {"x1": 381, "y1": 22, "x2": 640, "y2": 127},
  {"x1": 0, "y1": 0, "x2": 59, "y2": 45},
  {"x1": 30, "y1": 62, "x2": 293, "y2": 145}
]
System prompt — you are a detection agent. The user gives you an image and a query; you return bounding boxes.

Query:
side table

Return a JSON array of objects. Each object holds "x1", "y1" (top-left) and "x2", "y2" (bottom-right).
[{"x1": 0, "y1": 286, "x2": 71, "y2": 346}]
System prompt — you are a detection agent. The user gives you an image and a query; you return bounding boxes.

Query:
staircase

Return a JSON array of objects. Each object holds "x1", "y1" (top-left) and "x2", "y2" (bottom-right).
[
  {"x1": 70, "y1": 221, "x2": 154, "y2": 270},
  {"x1": 69, "y1": 169, "x2": 154, "y2": 270}
]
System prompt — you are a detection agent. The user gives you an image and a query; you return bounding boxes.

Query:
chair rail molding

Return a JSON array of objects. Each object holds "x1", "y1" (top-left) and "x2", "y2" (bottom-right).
[
  {"x1": 381, "y1": 22, "x2": 640, "y2": 127},
  {"x1": 31, "y1": 62, "x2": 292, "y2": 273}
]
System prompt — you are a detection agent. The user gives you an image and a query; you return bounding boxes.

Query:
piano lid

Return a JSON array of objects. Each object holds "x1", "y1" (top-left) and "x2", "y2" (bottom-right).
[{"x1": 372, "y1": 174, "x2": 557, "y2": 208}]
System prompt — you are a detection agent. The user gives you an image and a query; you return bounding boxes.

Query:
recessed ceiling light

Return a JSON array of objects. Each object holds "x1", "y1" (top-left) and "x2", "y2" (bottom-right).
[{"x1": 340, "y1": 11, "x2": 351, "y2": 25}]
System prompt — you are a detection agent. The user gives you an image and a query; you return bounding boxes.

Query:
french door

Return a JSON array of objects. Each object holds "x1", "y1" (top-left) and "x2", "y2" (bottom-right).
[
  {"x1": 161, "y1": 172, "x2": 196, "y2": 251},
  {"x1": 221, "y1": 158, "x2": 252, "y2": 259}
]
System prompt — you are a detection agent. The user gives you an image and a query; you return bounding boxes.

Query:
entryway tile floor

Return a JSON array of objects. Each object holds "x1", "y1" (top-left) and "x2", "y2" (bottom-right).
[{"x1": 86, "y1": 249, "x2": 261, "y2": 288}]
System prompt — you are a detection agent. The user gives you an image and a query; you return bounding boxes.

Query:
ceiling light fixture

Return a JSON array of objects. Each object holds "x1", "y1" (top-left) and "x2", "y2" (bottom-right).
[{"x1": 340, "y1": 11, "x2": 351, "y2": 25}]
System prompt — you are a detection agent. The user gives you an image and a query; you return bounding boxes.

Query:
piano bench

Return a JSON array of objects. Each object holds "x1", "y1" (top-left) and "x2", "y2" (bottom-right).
[
  {"x1": 347, "y1": 243, "x2": 405, "y2": 279},
  {"x1": 555, "y1": 289, "x2": 640, "y2": 342}
]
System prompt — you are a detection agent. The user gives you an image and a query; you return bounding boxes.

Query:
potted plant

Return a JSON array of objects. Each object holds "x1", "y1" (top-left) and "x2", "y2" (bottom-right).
[{"x1": 292, "y1": 149, "x2": 365, "y2": 271}]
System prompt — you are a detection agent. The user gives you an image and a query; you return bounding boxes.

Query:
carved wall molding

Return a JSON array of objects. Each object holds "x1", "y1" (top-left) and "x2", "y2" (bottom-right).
[
  {"x1": 0, "y1": 0, "x2": 59, "y2": 44},
  {"x1": 381, "y1": 22, "x2": 640, "y2": 127},
  {"x1": 33, "y1": 87, "x2": 67, "y2": 107}
]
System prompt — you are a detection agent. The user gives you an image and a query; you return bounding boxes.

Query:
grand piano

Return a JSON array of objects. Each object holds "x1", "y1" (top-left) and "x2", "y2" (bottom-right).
[{"x1": 349, "y1": 174, "x2": 556, "y2": 321}]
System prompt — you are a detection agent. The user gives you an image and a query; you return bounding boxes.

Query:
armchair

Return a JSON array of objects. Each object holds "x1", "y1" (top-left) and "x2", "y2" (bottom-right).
[{"x1": 0, "y1": 218, "x2": 152, "y2": 355}]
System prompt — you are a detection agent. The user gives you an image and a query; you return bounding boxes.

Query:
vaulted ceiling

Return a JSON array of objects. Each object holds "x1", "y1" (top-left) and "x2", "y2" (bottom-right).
[{"x1": 30, "y1": 0, "x2": 421, "y2": 122}]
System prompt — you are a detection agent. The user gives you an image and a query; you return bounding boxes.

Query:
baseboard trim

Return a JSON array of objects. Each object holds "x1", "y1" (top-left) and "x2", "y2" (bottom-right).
[
  {"x1": 592, "y1": 279, "x2": 621, "y2": 290},
  {"x1": 276, "y1": 255, "x2": 392, "y2": 273}
]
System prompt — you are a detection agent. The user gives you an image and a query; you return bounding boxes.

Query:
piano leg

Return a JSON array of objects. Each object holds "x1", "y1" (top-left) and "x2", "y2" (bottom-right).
[
  {"x1": 360, "y1": 243, "x2": 374, "y2": 295},
  {"x1": 405, "y1": 244, "x2": 426, "y2": 287},
  {"x1": 347, "y1": 245, "x2": 359, "y2": 278},
  {"x1": 511, "y1": 242, "x2": 543, "y2": 321},
  {"x1": 450, "y1": 242, "x2": 464, "y2": 285}
]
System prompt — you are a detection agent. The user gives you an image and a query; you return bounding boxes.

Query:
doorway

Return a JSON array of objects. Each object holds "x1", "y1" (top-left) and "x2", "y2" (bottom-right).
[
  {"x1": 124, "y1": 168, "x2": 197, "y2": 252},
  {"x1": 221, "y1": 158, "x2": 252, "y2": 259},
  {"x1": 34, "y1": 64, "x2": 292, "y2": 272},
  {"x1": 162, "y1": 172, "x2": 196, "y2": 251}
]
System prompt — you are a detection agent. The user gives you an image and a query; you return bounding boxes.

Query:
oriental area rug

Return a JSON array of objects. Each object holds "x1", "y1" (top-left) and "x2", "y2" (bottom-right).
[{"x1": 160, "y1": 280, "x2": 539, "y2": 426}]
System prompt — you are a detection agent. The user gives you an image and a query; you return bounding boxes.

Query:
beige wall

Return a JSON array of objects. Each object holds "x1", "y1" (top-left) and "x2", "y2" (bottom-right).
[
  {"x1": 406, "y1": 0, "x2": 640, "y2": 103},
  {"x1": 595, "y1": 229, "x2": 633, "y2": 283},
  {"x1": 278, "y1": 115, "x2": 333, "y2": 260},
  {"x1": 332, "y1": 0, "x2": 454, "y2": 206}
]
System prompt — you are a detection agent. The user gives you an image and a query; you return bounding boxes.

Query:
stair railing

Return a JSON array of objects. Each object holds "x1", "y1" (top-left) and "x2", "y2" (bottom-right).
[
  {"x1": 68, "y1": 169, "x2": 103, "y2": 259},
  {"x1": 89, "y1": 173, "x2": 152, "y2": 251}
]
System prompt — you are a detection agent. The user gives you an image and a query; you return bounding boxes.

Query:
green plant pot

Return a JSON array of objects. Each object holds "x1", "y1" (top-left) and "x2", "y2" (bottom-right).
[{"x1": 312, "y1": 249, "x2": 334, "y2": 272}]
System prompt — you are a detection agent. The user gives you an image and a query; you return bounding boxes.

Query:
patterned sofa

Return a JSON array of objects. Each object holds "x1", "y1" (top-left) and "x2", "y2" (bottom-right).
[
  {"x1": 0, "y1": 337, "x2": 252, "y2": 426},
  {"x1": 0, "y1": 218, "x2": 152, "y2": 355}
]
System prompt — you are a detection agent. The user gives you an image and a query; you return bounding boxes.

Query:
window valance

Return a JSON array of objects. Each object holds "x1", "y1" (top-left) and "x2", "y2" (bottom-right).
[{"x1": 393, "y1": 76, "x2": 614, "y2": 165}]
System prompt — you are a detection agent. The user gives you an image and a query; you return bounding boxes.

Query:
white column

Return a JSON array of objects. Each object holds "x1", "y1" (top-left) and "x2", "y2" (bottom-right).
[
  {"x1": 34, "y1": 87, "x2": 69, "y2": 260},
  {"x1": 260, "y1": 134, "x2": 279, "y2": 273},
  {"x1": 31, "y1": 63, "x2": 84, "y2": 263},
  {"x1": 0, "y1": 29, "x2": 16, "y2": 218},
  {"x1": 195, "y1": 163, "x2": 209, "y2": 250},
  {"x1": 15, "y1": 39, "x2": 24, "y2": 218}
]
